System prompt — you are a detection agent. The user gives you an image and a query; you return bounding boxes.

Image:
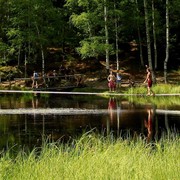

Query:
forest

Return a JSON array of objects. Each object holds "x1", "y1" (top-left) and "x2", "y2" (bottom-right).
[{"x1": 0, "y1": 0, "x2": 179, "y2": 83}]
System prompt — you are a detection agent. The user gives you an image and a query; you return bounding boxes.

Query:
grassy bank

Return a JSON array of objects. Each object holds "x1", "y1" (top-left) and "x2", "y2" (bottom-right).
[
  {"x1": 73, "y1": 84, "x2": 180, "y2": 108},
  {"x1": 73, "y1": 83, "x2": 180, "y2": 95},
  {"x1": 124, "y1": 84, "x2": 180, "y2": 95},
  {"x1": 1, "y1": 133, "x2": 179, "y2": 180},
  {"x1": 123, "y1": 84, "x2": 180, "y2": 108}
]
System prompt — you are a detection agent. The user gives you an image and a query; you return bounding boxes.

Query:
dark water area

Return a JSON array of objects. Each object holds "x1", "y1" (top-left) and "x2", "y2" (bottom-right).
[{"x1": 0, "y1": 94, "x2": 180, "y2": 150}]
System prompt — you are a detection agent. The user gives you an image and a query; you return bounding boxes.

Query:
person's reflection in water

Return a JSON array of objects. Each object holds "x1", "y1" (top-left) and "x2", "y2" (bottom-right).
[
  {"x1": 144, "y1": 108, "x2": 154, "y2": 143},
  {"x1": 108, "y1": 97, "x2": 116, "y2": 124},
  {"x1": 32, "y1": 96, "x2": 39, "y2": 124},
  {"x1": 32, "y1": 96, "x2": 39, "y2": 109}
]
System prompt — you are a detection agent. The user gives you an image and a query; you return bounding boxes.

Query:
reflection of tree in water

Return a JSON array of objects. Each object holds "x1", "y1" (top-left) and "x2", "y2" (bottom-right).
[
  {"x1": 32, "y1": 96, "x2": 39, "y2": 125},
  {"x1": 1, "y1": 95, "x2": 179, "y2": 151},
  {"x1": 106, "y1": 99, "x2": 157, "y2": 142}
]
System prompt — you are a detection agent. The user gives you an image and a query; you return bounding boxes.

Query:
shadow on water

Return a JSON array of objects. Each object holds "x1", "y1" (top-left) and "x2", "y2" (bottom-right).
[{"x1": 0, "y1": 94, "x2": 179, "y2": 151}]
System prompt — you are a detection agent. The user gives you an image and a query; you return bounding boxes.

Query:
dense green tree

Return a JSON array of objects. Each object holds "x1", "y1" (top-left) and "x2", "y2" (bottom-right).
[
  {"x1": 65, "y1": 0, "x2": 136, "y2": 70},
  {"x1": 0, "y1": 0, "x2": 11, "y2": 64},
  {"x1": 0, "y1": 0, "x2": 71, "y2": 74},
  {"x1": 65, "y1": 0, "x2": 113, "y2": 62},
  {"x1": 7, "y1": 0, "x2": 64, "y2": 73}
]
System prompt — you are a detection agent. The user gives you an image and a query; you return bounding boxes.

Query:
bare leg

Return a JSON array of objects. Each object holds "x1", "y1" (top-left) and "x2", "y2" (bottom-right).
[
  {"x1": 147, "y1": 87, "x2": 155, "y2": 96},
  {"x1": 147, "y1": 87, "x2": 151, "y2": 95},
  {"x1": 35, "y1": 81, "x2": 38, "y2": 88},
  {"x1": 32, "y1": 80, "x2": 34, "y2": 88}
]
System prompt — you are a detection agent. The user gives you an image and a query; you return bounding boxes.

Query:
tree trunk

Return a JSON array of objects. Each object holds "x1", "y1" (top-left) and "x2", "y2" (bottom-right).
[
  {"x1": 41, "y1": 45, "x2": 45, "y2": 75},
  {"x1": 18, "y1": 46, "x2": 21, "y2": 67},
  {"x1": 144, "y1": 0, "x2": 156, "y2": 82},
  {"x1": 164, "y1": 0, "x2": 169, "y2": 83},
  {"x1": 24, "y1": 53, "x2": 27, "y2": 78},
  {"x1": 114, "y1": 1, "x2": 119, "y2": 71},
  {"x1": 152, "y1": 0, "x2": 157, "y2": 69},
  {"x1": 35, "y1": 23, "x2": 45, "y2": 75},
  {"x1": 135, "y1": 0, "x2": 144, "y2": 67},
  {"x1": 104, "y1": 0, "x2": 110, "y2": 72}
]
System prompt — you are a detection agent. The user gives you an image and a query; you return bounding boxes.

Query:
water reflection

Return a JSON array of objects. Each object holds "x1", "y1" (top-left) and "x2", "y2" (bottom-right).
[
  {"x1": 108, "y1": 97, "x2": 116, "y2": 124},
  {"x1": 107, "y1": 98, "x2": 122, "y2": 137},
  {"x1": 32, "y1": 96, "x2": 39, "y2": 109},
  {"x1": 144, "y1": 108, "x2": 154, "y2": 143},
  {"x1": 0, "y1": 95, "x2": 179, "y2": 150}
]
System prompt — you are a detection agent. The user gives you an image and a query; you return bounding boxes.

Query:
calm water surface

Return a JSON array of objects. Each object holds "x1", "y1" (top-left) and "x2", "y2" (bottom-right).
[{"x1": 0, "y1": 94, "x2": 179, "y2": 150}]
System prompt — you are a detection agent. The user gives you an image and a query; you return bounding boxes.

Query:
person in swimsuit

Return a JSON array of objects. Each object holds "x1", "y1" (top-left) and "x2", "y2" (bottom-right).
[
  {"x1": 144, "y1": 68, "x2": 155, "y2": 96},
  {"x1": 107, "y1": 71, "x2": 116, "y2": 92}
]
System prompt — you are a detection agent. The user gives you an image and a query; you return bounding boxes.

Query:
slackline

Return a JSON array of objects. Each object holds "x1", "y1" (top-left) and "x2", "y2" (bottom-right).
[
  {"x1": 0, "y1": 90, "x2": 180, "y2": 96},
  {"x1": 0, "y1": 108, "x2": 179, "y2": 115}
]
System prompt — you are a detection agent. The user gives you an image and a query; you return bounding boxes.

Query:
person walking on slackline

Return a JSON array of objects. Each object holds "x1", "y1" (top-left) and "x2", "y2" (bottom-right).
[{"x1": 144, "y1": 68, "x2": 155, "y2": 96}]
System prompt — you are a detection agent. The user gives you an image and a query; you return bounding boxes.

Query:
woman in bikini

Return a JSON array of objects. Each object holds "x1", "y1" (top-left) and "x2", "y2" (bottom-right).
[{"x1": 144, "y1": 68, "x2": 155, "y2": 96}]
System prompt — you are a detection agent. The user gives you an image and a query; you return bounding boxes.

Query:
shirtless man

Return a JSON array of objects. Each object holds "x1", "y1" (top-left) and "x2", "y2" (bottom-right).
[
  {"x1": 107, "y1": 71, "x2": 116, "y2": 92},
  {"x1": 144, "y1": 68, "x2": 155, "y2": 96}
]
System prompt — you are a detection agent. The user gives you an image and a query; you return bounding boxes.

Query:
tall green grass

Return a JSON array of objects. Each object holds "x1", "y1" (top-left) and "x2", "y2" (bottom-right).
[
  {"x1": 123, "y1": 84, "x2": 180, "y2": 108},
  {"x1": 0, "y1": 133, "x2": 179, "y2": 180},
  {"x1": 125, "y1": 84, "x2": 180, "y2": 95}
]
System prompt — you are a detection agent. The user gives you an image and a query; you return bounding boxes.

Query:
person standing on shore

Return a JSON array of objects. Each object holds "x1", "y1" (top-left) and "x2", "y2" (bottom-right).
[
  {"x1": 107, "y1": 71, "x2": 116, "y2": 92},
  {"x1": 32, "y1": 71, "x2": 38, "y2": 88},
  {"x1": 116, "y1": 73, "x2": 122, "y2": 90}
]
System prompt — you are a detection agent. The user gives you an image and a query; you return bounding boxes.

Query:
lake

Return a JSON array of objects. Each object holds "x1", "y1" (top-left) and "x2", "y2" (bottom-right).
[{"x1": 0, "y1": 93, "x2": 179, "y2": 150}]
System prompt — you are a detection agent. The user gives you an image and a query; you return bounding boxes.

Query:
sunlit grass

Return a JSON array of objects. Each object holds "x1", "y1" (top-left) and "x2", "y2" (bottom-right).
[
  {"x1": 125, "y1": 84, "x2": 180, "y2": 95},
  {"x1": 125, "y1": 96, "x2": 180, "y2": 108},
  {"x1": 0, "y1": 133, "x2": 180, "y2": 180},
  {"x1": 74, "y1": 83, "x2": 180, "y2": 96},
  {"x1": 123, "y1": 84, "x2": 180, "y2": 108}
]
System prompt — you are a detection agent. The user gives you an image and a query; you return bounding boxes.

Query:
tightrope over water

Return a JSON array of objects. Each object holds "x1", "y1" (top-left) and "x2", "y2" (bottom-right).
[
  {"x1": 0, "y1": 108, "x2": 180, "y2": 115},
  {"x1": 0, "y1": 90, "x2": 180, "y2": 96}
]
